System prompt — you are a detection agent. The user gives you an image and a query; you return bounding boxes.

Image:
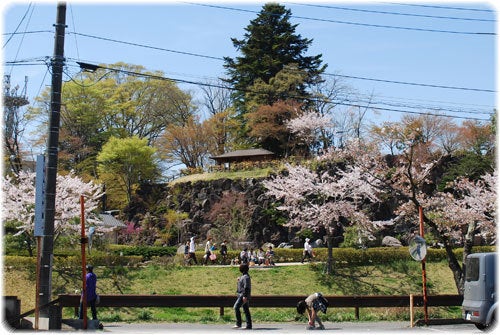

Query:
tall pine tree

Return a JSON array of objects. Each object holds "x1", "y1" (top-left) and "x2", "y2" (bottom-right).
[{"x1": 223, "y1": 3, "x2": 326, "y2": 117}]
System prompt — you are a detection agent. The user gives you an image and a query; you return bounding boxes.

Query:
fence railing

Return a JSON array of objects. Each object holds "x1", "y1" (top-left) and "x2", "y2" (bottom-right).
[{"x1": 57, "y1": 294, "x2": 463, "y2": 319}]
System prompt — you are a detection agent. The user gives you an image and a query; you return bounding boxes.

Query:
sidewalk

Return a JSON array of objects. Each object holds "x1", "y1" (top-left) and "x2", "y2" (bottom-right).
[{"x1": 60, "y1": 320, "x2": 477, "y2": 334}]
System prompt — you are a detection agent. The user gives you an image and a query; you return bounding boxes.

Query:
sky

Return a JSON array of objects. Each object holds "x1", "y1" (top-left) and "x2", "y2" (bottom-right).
[{"x1": 1, "y1": 0, "x2": 498, "y2": 154}]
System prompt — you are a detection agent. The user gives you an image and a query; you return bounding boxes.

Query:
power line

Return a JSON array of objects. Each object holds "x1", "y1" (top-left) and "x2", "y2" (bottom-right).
[
  {"x1": 3, "y1": 2, "x2": 33, "y2": 48},
  {"x1": 382, "y1": 2, "x2": 495, "y2": 13},
  {"x1": 286, "y1": 2, "x2": 496, "y2": 22},
  {"x1": 67, "y1": 61, "x2": 492, "y2": 122},
  {"x1": 332, "y1": 74, "x2": 495, "y2": 93},
  {"x1": 68, "y1": 59, "x2": 494, "y2": 117},
  {"x1": 70, "y1": 32, "x2": 223, "y2": 61},
  {"x1": 2, "y1": 30, "x2": 53, "y2": 36},
  {"x1": 185, "y1": 2, "x2": 495, "y2": 36},
  {"x1": 10, "y1": 57, "x2": 491, "y2": 118},
  {"x1": 334, "y1": 92, "x2": 493, "y2": 116},
  {"x1": 66, "y1": 31, "x2": 496, "y2": 94}
]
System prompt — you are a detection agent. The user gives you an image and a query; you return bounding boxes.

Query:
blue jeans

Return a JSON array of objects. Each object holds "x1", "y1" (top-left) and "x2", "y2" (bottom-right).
[{"x1": 234, "y1": 295, "x2": 252, "y2": 328}]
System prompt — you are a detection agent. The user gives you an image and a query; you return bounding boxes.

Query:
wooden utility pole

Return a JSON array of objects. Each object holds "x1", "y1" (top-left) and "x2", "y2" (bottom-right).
[{"x1": 39, "y1": 2, "x2": 66, "y2": 317}]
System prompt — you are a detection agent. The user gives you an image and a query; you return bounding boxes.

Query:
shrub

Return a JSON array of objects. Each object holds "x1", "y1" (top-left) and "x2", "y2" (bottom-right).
[{"x1": 107, "y1": 244, "x2": 177, "y2": 260}]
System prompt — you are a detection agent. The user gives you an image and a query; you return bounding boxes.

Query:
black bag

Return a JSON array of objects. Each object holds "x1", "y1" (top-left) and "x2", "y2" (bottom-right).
[{"x1": 313, "y1": 293, "x2": 329, "y2": 313}]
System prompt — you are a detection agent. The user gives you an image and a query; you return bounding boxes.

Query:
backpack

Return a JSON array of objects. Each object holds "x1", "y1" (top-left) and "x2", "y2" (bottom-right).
[{"x1": 313, "y1": 293, "x2": 329, "y2": 313}]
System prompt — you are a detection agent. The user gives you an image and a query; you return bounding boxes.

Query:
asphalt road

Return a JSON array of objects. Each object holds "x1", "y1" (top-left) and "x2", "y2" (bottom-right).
[{"x1": 93, "y1": 321, "x2": 484, "y2": 334}]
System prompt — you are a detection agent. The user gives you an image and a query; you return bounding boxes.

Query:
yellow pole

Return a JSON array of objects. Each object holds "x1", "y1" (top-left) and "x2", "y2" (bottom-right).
[
  {"x1": 35, "y1": 236, "x2": 41, "y2": 330},
  {"x1": 409, "y1": 294, "x2": 414, "y2": 327}
]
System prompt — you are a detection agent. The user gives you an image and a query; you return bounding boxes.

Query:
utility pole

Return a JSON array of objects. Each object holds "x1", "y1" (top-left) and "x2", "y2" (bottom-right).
[{"x1": 39, "y1": 2, "x2": 66, "y2": 317}]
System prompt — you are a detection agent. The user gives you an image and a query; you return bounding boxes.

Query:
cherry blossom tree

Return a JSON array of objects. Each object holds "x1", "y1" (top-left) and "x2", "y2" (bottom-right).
[
  {"x1": 286, "y1": 111, "x2": 333, "y2": 155},
  {"x1": 420, "y1": 171, "x2": 496, "y2": 292},
  {"x1": 263, "y1": 162, "x2": 384, "y2": 274},
  {"x1": 264, "y1": 124, "x2": 495, "y2": 292},
  {"x1": 320, "y1": 130, "x2": 495, "y2": 293},
  {"x1": 2, "y1": 171, "x2": 106, "y2": 255}
]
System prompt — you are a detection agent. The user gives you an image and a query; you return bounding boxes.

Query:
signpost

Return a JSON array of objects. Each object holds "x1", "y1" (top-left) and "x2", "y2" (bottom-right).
[{"x1": 408, "y1": 206, "x2": 429, "y2": 325}]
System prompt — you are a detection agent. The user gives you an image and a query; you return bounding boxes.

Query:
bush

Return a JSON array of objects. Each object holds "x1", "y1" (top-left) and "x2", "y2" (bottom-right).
[
  {"x1": 107, "y1": 244, "x2": 177, "y2": 260},
  {"x1": 258, "y1": 246, "x2": 496, "y2": 265}
]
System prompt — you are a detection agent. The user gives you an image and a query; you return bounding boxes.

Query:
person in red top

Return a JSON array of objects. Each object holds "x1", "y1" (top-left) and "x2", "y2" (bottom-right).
[{"x1": 79, "y1": 265, "x2": 98, "y2": 320}]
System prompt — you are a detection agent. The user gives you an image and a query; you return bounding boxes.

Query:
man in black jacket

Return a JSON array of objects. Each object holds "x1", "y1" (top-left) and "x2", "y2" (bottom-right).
[{"x1": 233, "y1": 263, "x2": 252, "y2": 329}]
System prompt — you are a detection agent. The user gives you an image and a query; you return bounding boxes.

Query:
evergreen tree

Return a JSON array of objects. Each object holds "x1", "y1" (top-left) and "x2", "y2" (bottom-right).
[{"x1": 223, "y1": 3, "x2": 326, "y2": 116}]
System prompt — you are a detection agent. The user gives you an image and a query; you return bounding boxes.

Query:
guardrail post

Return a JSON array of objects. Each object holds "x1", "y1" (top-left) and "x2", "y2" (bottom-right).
[
  {"x1": 410, "y1": 294, "x2": 414, "y2": 327},
  {"x1": 355, "y1": 307, "x2": 359, "y2": 320},
  {"x1": 219, "y1": 306, "x2": 224, "y2": 317}
]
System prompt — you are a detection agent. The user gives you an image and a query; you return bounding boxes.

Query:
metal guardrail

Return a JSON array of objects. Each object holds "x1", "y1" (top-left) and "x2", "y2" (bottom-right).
[{"x1": 57, "y1": 294, "x2": 463, "y2": 318}]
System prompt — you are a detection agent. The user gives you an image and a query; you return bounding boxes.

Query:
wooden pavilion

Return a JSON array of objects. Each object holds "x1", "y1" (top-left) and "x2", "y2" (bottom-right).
[{"x1": 210, "y1": 149, "x2": 275, "y2": 168}]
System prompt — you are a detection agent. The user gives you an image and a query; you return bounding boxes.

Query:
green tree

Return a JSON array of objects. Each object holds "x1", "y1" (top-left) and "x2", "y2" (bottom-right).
[
  {"x1": 27, "y1": 62, "x2": 193, "y2": 177},
  {"x1": 223, "y1": 3, "x2": 326, "y2": 116},
  {"x1": 247, "y1": 100, "x2": 302, "y2": 157},
  {"x1": 244, "y1": 65, "x2": 309, "y2": 156},
  {"x1": 97, "y1": 136, "x2": 159, "y2": 206},
  {"x1": 157, "y1": 115, "x2": 213, "y2": 170}
]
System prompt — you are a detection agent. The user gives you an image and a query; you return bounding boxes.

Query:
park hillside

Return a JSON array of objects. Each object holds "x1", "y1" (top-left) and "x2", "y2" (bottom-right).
[{"x1": 2, "y1": 2, "x2": 496, "y2": 320}]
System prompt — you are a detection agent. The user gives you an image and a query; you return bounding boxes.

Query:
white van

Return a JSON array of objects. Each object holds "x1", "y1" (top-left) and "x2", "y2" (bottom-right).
[{"x1": 462, "y1": 252, "x2": 497, "y2": 331}]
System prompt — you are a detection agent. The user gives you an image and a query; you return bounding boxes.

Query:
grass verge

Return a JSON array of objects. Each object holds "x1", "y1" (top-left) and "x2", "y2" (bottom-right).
[{"x1": 3, "y1": 259, "x2": 461, "y2": 323}]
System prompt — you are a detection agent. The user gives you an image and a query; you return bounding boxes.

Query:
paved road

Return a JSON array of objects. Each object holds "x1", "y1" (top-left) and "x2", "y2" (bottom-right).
[{"x1": 92, "y1": 321, "x2": 482, "y2": 334}]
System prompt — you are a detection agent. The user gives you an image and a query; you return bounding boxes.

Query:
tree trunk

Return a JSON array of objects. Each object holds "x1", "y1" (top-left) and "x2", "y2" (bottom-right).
[
  {"x1": 423, "y1": 215, "x2": 464, "y2": 294},
  {"x1": 459, "y1": 221, "x2": 478, "y2": 294},
  {"x1": 25, "y1": 233, "x2": 33, "y2": 257},
  {"x1": 326, "y1": 235, "x2": 333, "y2": 275}
]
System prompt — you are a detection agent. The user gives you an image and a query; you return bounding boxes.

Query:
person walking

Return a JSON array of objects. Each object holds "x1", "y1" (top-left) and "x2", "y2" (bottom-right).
[
  {"x1": 204, "y1": 237, "x2": 214, "y2": 265},
  {"x1": 79, "y1": 265, "x2": 98, "y2": 320},
  {"x1": 301, "y1": 238, "x2": 313, "y2": 263},
  {"x1": 188, "y1": 236, "x2": 197, "y2": 265},
  {"x1": 183, "y1": 240, "x2": 191, "y2": 265},
  {"x1": 233, "y1": 263, "x2": 252, "y2": 330},
  {"x1": 220, "y1": 240, "x2": 228, "y2": 265},
  {"x1": 297, "y1": 292, "x2": 328, "y2": 330}
]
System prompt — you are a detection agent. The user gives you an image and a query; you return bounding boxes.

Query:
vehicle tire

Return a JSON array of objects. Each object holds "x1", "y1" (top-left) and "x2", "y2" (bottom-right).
[
  {"x1": 486, "y1": 312, "x2": 496, "y2": 332},
  {"x1": 475, "y1": 323, "x2": 487, "y2": 331},
  {"x1": 475, "y1": 312, "x2": 496, "y2": 332}
]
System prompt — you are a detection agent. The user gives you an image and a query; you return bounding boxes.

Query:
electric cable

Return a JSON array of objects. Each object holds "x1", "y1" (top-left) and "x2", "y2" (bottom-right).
[
  {"x1": 64, "y1": 31, "x2": 495, "y2": 94},
  {"x1": 286, "y1": 2, "x2": 495, "y2": 22},
  {"x1": 184, "y1": 2, "x2": 495, "y2": 36},
  {"x1": 3, "y1": 2, "x2": 33, "y2": 49},
  {"x1": 382, "y1": 2, "x2": 495, "y2": 13},
  {"x1": 64, "y1": 61, "x2": 492, "y2": 122},
  {"x1": 9, "y1": 57, "x2": 494, "y2": 117}
]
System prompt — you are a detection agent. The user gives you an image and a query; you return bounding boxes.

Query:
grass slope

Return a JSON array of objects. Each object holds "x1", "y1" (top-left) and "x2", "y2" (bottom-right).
[{"x1": 3, "y1": 260, "x2": 461, "y2": 323}]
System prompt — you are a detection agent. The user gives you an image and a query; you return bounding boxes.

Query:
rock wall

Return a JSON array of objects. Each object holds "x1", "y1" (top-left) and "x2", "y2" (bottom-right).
[
  {"x1": 138, "y1": 178, "x2": 292, "y2": 247},
  {"x1": 136, "y1": 176, "x2": 404, "y2": 248}
]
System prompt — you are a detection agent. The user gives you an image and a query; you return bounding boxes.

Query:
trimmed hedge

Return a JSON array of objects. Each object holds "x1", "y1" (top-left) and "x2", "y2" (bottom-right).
[
  {"x1": 271, "y1": 246, "x2": 495, "y2": 265},
  {"x1": 107, "y1": 244, "x2": 178, "y2": 260},
  {"x1": 3, "y1": 245, "x2": 494, "y2": 268},
  {"x1": 3, "y1": 254, "x2": 143, "y2": 268},
  {"x1": 172, "y1": 245, "x2": 494, "y2": 265}
]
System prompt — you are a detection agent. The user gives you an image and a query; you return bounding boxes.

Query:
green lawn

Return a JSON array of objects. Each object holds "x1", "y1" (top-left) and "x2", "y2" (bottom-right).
[
  {"x1": 3, "y1": 259, "x2": 461, "y2": 323},
  {"x1": 170, "y1": 167, "x2": 274, "y2": 184}
]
